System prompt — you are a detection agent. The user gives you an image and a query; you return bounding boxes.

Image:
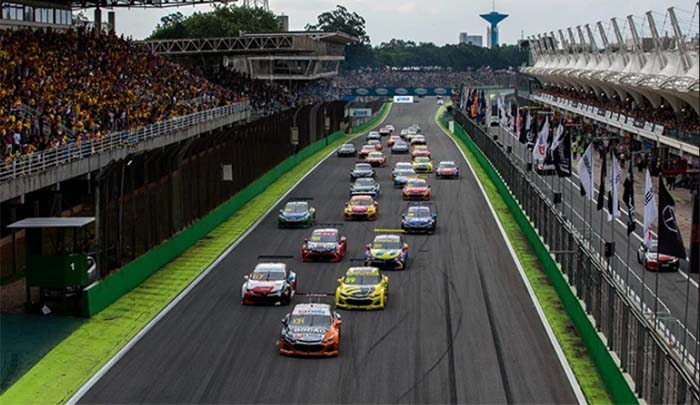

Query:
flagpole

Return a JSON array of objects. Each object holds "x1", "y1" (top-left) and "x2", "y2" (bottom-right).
[{"x1": 653, "y1": 175, "x2": 663, "y2": 325}]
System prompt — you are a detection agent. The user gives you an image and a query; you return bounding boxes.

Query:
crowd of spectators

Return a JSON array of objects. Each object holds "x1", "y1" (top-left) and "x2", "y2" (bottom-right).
[
  {"x1": 1, "y1": 27, "x2": 240, "y2": 163},
  {"x1": 538, "y1": 85, "x2": 700, "y2": 138}
]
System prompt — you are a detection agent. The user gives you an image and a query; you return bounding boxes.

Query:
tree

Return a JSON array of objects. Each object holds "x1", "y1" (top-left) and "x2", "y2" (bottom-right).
[
  {"x1": 148, "y1": 5, "x2": 280, "y2": 40},
  {"x1": 305, "y1": 5, "x2": 369, "y2": 45}
]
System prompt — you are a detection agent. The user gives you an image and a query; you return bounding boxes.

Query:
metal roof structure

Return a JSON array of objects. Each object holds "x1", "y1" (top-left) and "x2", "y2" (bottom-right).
[
  {"x1": 40, "y1": 0, "x2": 229, "y2": 9},
  {"x1": 7, "y1": 217, "x2": 95, "y2": 229}
]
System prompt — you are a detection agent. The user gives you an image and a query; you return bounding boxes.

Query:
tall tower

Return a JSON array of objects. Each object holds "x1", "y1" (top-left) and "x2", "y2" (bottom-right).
[
  {"x1": 480, "y1": 2, "x2": 508, "y2": 48},
  {"x1": 242, "y1": 0, "x2": 269, "y2": 11}
]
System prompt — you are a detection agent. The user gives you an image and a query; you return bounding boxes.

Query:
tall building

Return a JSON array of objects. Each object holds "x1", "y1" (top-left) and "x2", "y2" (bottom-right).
[
  {"x1": 480, "y1": 10, "x2": 508, "y2": 48},
  {"x1": 459, "y1": 32, "x2": 483, "y2": 47},
  {"x1": 277, "y1": 14, "x2": 289, "y2": 31}
]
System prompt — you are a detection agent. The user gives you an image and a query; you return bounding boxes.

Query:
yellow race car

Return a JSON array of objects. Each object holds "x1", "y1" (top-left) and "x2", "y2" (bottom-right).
[
  {"x1": 335, "y1": 267, "x2": 388, "y2": 310},
  {"x1": 343, "y1": 195, "x2": 379, "y2": 220},
  {"x1": 412, "y1": 156, "x2": 433, "y2": 173}
]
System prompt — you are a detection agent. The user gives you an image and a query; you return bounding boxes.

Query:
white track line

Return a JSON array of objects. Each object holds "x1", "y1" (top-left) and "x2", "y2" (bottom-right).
[
  {"x1": 67, "y1": 107, "x2": 392, "y2": 404},
  {"x1": 436, "y1": 108, "x2": 586, "y2": 405}
]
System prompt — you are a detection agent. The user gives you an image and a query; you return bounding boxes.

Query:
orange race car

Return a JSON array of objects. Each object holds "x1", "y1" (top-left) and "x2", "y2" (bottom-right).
[
  {"x1": 344, "y1": 195, "x2": 379, "y2": 220},
  {"x1": 365, "y1": 151, "x2": 387, "y2": 167},
  {"x1": 279, "y1": 303, "x2": 342, "y2": 357},
  {"x1": 411, "y1": 145, "x2": 431, "y2": 158}
]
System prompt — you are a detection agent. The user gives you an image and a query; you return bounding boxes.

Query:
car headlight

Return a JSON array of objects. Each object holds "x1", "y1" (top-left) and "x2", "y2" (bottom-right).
[{"x1": 323, "y1": 334, "x2": 336, "y2": 343}]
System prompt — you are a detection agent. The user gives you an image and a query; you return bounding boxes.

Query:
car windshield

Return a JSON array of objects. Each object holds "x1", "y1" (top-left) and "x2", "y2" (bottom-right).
[
  {"x1": 372, "y1": 240, "x2": 402, "y2": 249},
  {"x1": 355, "y1": 164, "x2": 371, "y2": 171},
  {"x1": 415, "y1": 157, "x2": 429, "y2": 163},
  {"x1": 408, "y1": 208, "x2": 431, "y2": 218},
  {"x1": 407, "y1": 179, "x2": 427, "y2": 187},
  {"x1": 415, "y1": 146, "x2": 427, "y2": 151},
  {"x1": 440, "y1": 162, "x2": 456, "y2": 168},
  {"x1": 396, "y1": 169, "x2": 415, "y2": 176},
  {"x1": 362, "y1": 145, "x2": 375, "y2": 151},
  {"x1": 356, "y1": 178, "x2": 375, "y2": 186},
  {"x1": 344, "y1": 274, "x2": 381, "y2": 285},
  {"x1": 340, "y1": 144, "x2": 354, "y2": 150},
  {"x1": 647, "y1": 241, "x2": 658, "y2": 253},
  {"x1": 368, "y1": 153, "x2": 382, "y2": 158},
  {"x1": 350, "y1": 198, "x2": 372, "y2": 206},
  {"x1": 250, "y1": 270, "x2": 286, "y2": 281},
  {"x1": 289, "y1": 314, "x2": 331, "y2": 327},
  {"x1": 284, "y1": 202, "x2": 308, "y2": 213},
  {"x1": 310, "y1": 231, "x2": 337, "y2": 243},
  {"x1": 395, "y1": 142, "x2": 407, "y2": 147},
  {"x1": 368, "y1": 140, "x2": 379, "y2": 145},
  {"x1": 395, "y1": 163, "x2": 412, "y2": 169}
]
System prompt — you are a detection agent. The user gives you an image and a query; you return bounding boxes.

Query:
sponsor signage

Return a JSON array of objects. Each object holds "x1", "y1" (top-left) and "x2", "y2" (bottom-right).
[
  {"x1": 351, "y1": 87, "x2": 456, "y2": 96},
  {"x1": 393, "y1": 95, "x2": 414, "y2": 103},
  {"x1": 349, "y1": 108, "x2": 372, "y2": 118},
  {"x1": 633, "y1": 119, "x2": 646, "y2": 129}
]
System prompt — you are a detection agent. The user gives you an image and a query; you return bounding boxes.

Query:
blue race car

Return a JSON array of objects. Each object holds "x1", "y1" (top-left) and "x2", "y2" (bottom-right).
[
  {"x1": 364, "y1": 234, "x2": 409, "y2": 270},
  {"x1": 401, "y1": 204, "x2": 437, "y2": 234},
  {"x1": 278, "y1": 201, "x2": 316, "y2": 228}
]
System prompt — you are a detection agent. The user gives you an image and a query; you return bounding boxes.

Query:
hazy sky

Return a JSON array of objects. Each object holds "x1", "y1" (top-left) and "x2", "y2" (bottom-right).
[{"x1": 103, "y1": 0, "x2": 698, "y2": 44}]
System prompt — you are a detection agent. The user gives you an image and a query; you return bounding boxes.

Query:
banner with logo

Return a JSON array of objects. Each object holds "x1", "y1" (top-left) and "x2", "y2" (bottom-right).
[{"x1": 352, "y1": 87, "x2": 455, "y2": 97}]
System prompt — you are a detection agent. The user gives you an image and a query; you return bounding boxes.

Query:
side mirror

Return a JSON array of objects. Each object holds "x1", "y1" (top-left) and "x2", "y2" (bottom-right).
[
  {"x1": 337, "y1": 277, "x2": 343, "y2": 284},
  {"x1": 304, "y1": 238, "x2": 308, "y2": 243},
  {"x1": 401, "y1": 214, "x2": 406, "y2": 219},
  {"x1": 403, "y1": 243, "x2": 409, "y2": 251},
  {"x1": 244, "y1": 275, "x2": 249, "y2": 280},
  {"x1": 279, "y1": 209, "x2": 283, "y2": 214},
  {"x1": 365, "y1": 243, "x2": 371, "y2": 249},
  {"x1": 310, "y1": 208, "x2": 316, "y2": 213},
  {"x1": 340, "y1": 236, "x2": 347, "y2": 242},
  {"x1": 281, "y1": 314, "x2": 290, "y2": 325},
  {"x1": 335, "y1": 320, "x2": 343, "y2": 327},
  {"x1": 334, "y1": 312, "x2": 342, "y2": 321}
]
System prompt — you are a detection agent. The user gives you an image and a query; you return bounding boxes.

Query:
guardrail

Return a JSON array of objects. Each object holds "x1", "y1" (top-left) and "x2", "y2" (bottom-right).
[
  {"x1": 0, "y1": 102, "x2": 249, "y2": 183},
  {"x1": 450, "y1": 108, "x2": 700, "y2": 405}
]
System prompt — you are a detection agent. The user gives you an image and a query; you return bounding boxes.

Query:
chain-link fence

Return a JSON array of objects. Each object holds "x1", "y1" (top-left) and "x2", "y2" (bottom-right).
[{"x1": 450, "y1": 108, "x2": 700, "y2": 404}]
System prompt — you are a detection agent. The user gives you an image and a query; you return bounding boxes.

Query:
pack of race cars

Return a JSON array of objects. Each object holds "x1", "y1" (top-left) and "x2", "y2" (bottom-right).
[{"x1": 243, "y1": 122, "x2": 459, "y2": 357}]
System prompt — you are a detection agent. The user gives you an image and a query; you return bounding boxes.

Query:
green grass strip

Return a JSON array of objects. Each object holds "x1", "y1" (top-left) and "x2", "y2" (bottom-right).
[
  {"x1": 0, "y1": 103, "x2": 392, "y2": 405},
  {"x1": 434, "y1": 107, "x2": 612, "y2": 404}
]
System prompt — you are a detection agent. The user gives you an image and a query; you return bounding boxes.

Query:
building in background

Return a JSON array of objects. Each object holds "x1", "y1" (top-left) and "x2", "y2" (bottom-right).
[
  {"x1": 277, "y1": 14, "x2": 288, "y2": 31},
  {"x1": 458, "y1": 32, "x2": 483, "y2": 46}
]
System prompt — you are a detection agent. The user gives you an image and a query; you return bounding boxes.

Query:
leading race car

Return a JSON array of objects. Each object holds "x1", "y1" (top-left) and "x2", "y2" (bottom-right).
[
  {"x1": 411, "y1": 145, "x2": 431, "y2": 158},
  {"x1": 335, "y1": 267, "x2": 388, "y2": 310},
  {"x1": 391, "y1": 141, "x2": 410, "y2": 154},
  {"x1": 350, "y1": 162, "x2": 375, "y2": 180},
  {"x1": 393, "y1": 168, "x2": 417, "y2": 188},
  {"x1": 379, "y1": 126, "x2": 391, "y2": 136},
  {"x1": 279, "y1": 303, "x2": 342, "y2": 357},
  {"x1": 344, "y1": 195, "x2": 379, "y2": 221},
  {"x1": 412, "y1": 156, "x2": 433, "y2": 173},
  {"x1": 410, "y1": 135, "x2": 427, "y2": 145},
  {"x1": 366, "y1": 131, "x2": 381, "y2": 142},
  {"x1": 364, "y1": 234, "x2": 409, "y2": 270},
  {"x1": 409, "y1": 124, "x2": 421, "y2": 133},
  {"x1": 241, "y1": 263, "x2": 296, "y2": 305},
  {"x1": 336, "y1": 143, "x2": 357, "y2": 157},
  {"x1": 302, "y1": 228, "x2": 347, "y2": 262},
  {"x1": 401, "y1": 204, "x2": 437, "y2": 234},
  {"x1": 278, "y1": 201, "x2": 316, "y2": 228},
  {"x1": 402, "y1": 178, "x2": 432, "y2": 200},
  {"x1": 436, "y1": 161, "x2": 459, "y2": 178},
  {"x1": 385, "y1": 124, "x2": 395, "y2": 133},
  {"x1": 350, "y1": 177, "x2": 381, "y2": 197},
  {"x1": 365, "y1": 151, "x2": 387, "y2": 167},
  {"x1": 637, "y1": 240, "x2": 680, "y2": 272}
]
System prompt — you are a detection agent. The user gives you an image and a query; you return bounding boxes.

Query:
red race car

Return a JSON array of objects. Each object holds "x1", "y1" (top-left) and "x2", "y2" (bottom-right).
[
  {"x1": 279, "y1": 303, "x2": 342, "y2": 357},
  {"x1": 387, "y1": 135, "x2": 401, "y2": 148},
  {"x1": 367, "y1": 139, "x2": 383, "y2": 151},
  {"x1": 411, "y1": 145, "x2": 431, "y2": 158},
  {"x1": 344, "y1": 195, "x2": 379, "y2": 220},
  {"x1": 365, "y1": 151, "x2": 387, "y2": 167},
  {"x1": 302, "y1": 228, "x2": 347, "y2": 262},
  {"x1": 358, "y1": 145, "x2": 375, "y2": 159},
  {"x1": 402, "y1": 178, "x2": 432, "y2": 200}
]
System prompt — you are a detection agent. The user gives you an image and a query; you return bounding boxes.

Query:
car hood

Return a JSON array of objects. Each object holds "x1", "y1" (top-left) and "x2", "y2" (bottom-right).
[
  {"x1": 246, "y1": 280, "x2": 285, "y2": 292},
  {"x1": 286, "y1": 326, "x2": 329, "y2": 342},
  {"x1": 404, "y1": 186, "x2": 429, "y2": 192},
  {"x1": 352, "y1": 185, "x2": 376, "y2": 191},
  {"x1": 352, "y1": 169, "x2": 372, "y2": 174},
  {"x1": 405, "y1": 216, "x2": 432, "y2": 224},
  {"x1": 646, "y1": 253, "x2": 676, "y2": 262},
  {"x1": 341, "y1": 284, "x2": 379, "y2": 297},
  {"x1": 350, "y1": 205, "x2": 369, "y2": 212},
  {"x1": 281, "y1": 212, "x2": 308, "y2": 219},
  {"x1": 370, "y1": 249, "x2": 400, "y2": 259},
  {"x1": 307, "y1": 242, "x2": 338, "y2": 251}
]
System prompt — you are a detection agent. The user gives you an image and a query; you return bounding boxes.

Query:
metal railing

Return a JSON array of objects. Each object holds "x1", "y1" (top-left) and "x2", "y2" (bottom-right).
[
  {"x1": 450, "y1": 109, "x2": 700, "y2": 404},
  {"x1": 1, "y1": 102, "x2": 249, "y2": 183}
]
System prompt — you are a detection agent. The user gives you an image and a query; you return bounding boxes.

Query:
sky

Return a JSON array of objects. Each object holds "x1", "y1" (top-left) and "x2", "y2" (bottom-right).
[{"x1": 102, "y1": 0, "x2": 698, "y2": 44}]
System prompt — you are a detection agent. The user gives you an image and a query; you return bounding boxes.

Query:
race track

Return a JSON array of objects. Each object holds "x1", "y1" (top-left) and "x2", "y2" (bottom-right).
[{"x1": 80, "y1": 101, "x2": 579, "y2": 404}]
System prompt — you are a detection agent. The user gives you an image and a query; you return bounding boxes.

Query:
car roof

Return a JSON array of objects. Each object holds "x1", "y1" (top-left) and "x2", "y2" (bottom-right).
[
  {"x1": 346, "y1": 267, "x2": 380, "y2": 276},
  {"x1": 254, "y1": 263, "x2": 287, "y2": 272},
  {"x1": 408, "y1": 205, "x2": 431, "y2": 212},
  {"x1": 439, "y1": 161, "x2": 456, "y2": 165},
  {"x1": 414, "y1": 156, "x2": 430, "y2": 161},
  {"x1": 368, "y1": 152, "x2": 383, "y2": 157},
  {"x1": 395, "y1": 162, "x2": 412, "y2": 167},
  {"x1": 351, "y1": 195, "x2": 373, "y2": 201},
  {"x1": 355, "y1": 163, "x2": 371, "y2": 167},
  {"x1": 407, "y1": 178, "x2": 427, "y2": 185},
  {"x1": 374, "y1": 234, "x2": 401, "y2": 242},
  {"x1": 292, "y1": 303, "x2": 331, "y2": 316},
  {"x1": 312, "y1": 228, "x2": 338, "y2": 234}
]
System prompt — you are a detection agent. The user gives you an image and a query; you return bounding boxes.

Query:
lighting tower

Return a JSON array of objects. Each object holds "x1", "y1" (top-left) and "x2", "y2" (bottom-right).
[
  {"x1": 480, "y1": 1, "x2": 508, "y2": 48},
  {"x1": 242, "y1": 0, "x2": 269, "y2": 10}
]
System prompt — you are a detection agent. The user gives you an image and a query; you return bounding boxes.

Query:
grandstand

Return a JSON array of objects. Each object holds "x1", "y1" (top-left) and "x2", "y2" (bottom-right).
[{"x1": 521, "y1": 5, "x2": 699, "y2": 162}]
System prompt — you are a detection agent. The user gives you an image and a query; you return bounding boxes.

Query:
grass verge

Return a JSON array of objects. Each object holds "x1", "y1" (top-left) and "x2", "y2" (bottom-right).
[
  {"x1": 435, "y1": 107, "x2": 611, "y2": 404},
  {"x1": 0, "y1": 103, "x2": 392, "y2": 405}
]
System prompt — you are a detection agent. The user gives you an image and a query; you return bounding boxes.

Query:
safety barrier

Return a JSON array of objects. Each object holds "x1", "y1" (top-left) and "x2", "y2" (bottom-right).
[
  {"x1": 448, "y1": 108, "x2": 699, "y2": 405},
  {"x1": 82, "y1": 103, "x2": 389, "y2": 316}
]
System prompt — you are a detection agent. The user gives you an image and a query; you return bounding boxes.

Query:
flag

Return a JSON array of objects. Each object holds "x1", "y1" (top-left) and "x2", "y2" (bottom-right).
[
  {"x1": 517, "y1": 109, "x2": 527, "y2": 144},
  {"x1": 553, "y1": 125, "x2": 572, "y2": 177},
  {"x1": 622, "y1": 160, "x2": 636, "y2": 235},
  {"x1": 607, "y1": 154, "x2": 622, "y2": 221},
  {"x1": 657, "y1": 176, "x2": 687, "y2": 259},
  {"x1": 527, "y1": 111, "x2": 537, "y2": 146},
  {"x1": 532, "y1": 116, "x2": 549, "y2": 163},
  {"x1": 471, "y1": 91, "x2": 478, "y2": 118},
  {"x1": 485, "y1": 96, "x2": 491, "y2": 125},
  {"x1": 576, "y1": 143, "x2": 594, "y2": 199},
  {"x1": 690, "y1": 191, "x2": 699, "y2": 273},
  {"x1": 643, "y1": 169, "x2": 657, "y2": 247},
  {"x1": 596, "y1": 147, "x2": 607, "y2": 211}
]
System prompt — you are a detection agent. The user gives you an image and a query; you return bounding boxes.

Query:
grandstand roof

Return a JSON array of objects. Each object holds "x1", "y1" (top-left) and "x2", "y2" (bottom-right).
[{"x1": 45, "y1": 0, "x2": 227, "y2": 9}]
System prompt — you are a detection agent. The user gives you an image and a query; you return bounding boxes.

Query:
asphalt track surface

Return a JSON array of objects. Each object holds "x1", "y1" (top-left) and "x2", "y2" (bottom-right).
[
  {"x1": 494, "y1": 125, "x2": 698, "y2": 346},
  {"x1": 81, "y1": 101, "x2": 578, "y2": 404}
]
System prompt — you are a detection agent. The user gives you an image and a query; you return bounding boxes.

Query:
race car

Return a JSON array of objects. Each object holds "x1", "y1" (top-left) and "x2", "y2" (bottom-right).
[
  {"x1": 409, "y1": 124, "x2": 421, "y2": 133},
  {"x1": 387, "y1": 135, "x2": 401, "y2": 148},
  {"x1": 410, "y1": 135, "x2": 427, "y2": 145},
  {"x1": 344, "y1": 195, "x2": 379, "y2": 220},
  {"x1": 335, "y1": 267, "x2": 388, "y2": 310},
  {"x1": 405, "y1": 132, "x2": 418, "y2": 143},
  {"x1": 336, "y1": 143, "x2": 357, "y2": 157},
  {"x1": 358, "y1": 144, "x2": 376, "y2": 159},
  {"x1": 278, "y1": 201, "x2": 316, "y2": 228},
  {"x1": 366, "y1": 131, "x2": 381, "y2": 142},
  {"x1": 302, "y1": 228, "x2": 347, "y2": 262},
  {"x1": 367, "y1": 139, "x2": 383, "y2": 151},
  {"x1": 393, "y1": 168, "x2": 417, "y2": 188},
  {"x1": 379, "y1": 126, "x2": 391, "y2": 136},
  {"x1": 412, "y1": 156, "x2": 433, "y2": 173},
  {"x1": 401, "y1": 204, "x2": 437, "y2": 233},
  {"x1": 391, "y1": 141, "x2": 410, "y2": 154},
  {"x1": 241, "y1": 263, "x2": 296, "y2": 305},
  {"x1": 364, "y1": 234, "x2": 408, "y2": 270},
  {"x1": 384, "y1": 124, "x2": 395, "y2": 133},
  {"x1": 411, "y1": 145, "x2": 431, "y2": 158},
  {"x1": 436, "y1": 161, "x2": 459, "y2": 178},
  {"x1": 400, "y1": 129, "x2": 410, "y2": 139},
  {"x1": 402, "y1": 178, "x2": 432, "y2": 200},
  {"x1": 350, "y1": 177, "x2": 381, "y2": 197},
  {"x1": 365, "y1": 151, "x2": 387, "y2": 167},
  {"x1": 392, "y1": 162, "x2": 413, "y2": 176},
  {"x1": 279, "y1": 303, "x2": 341, "y2": 357},
  {"x1": 351, "y1": 163, "x2": 375, "y2": 180},
  {"x1": 637, "y1": 240, "x2": 680, "y2": 272}
]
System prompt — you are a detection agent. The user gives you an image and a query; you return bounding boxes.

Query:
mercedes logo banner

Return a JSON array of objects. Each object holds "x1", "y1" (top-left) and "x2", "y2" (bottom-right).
[{"x1": 657, "y1": 176, "x2": 687, "y2": 260}]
